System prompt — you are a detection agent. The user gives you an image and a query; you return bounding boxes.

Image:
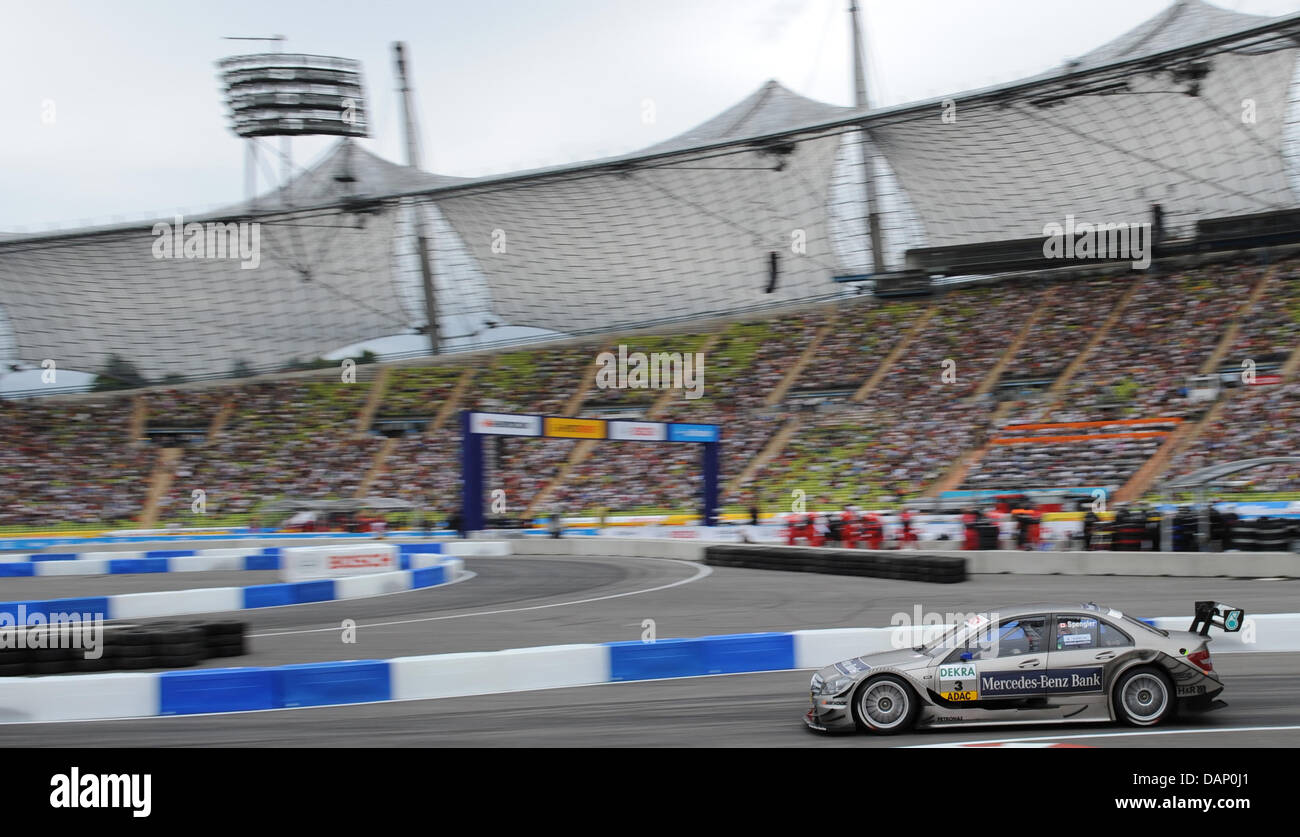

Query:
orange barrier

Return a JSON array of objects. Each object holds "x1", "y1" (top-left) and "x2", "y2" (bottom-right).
[{"x1": 989, "y1": 431, "x2": 1169, "y2": 445}]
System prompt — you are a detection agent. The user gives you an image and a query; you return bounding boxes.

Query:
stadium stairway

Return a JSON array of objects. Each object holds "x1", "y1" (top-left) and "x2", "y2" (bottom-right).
[
  {"x1": 923, "y1": 400, "x2": 1018, "y2": 497},
  {"x1": 139, "y1": 447, "x2": 183, "y2": 528},
  {"x1": 729, "y1": 309, "x2": 937, "y2": 498},
  {"x1": 1280, "y1": 335, "x2": 1300, "y2": 381},
  {"x1": 1039, "y1": 278, "x2": 1141, "y2": 409},
  {"x1": 1114, "y1": 419, "x2": 1197, "y2": 502},
  {"x1": 766, "y1": 318, "x2": 835, "y2": 406},
  {"x1": 429, "y1": 366, "x2": 476, "y2": 433},
  {"x1": 561, "y1": 339, "x2": 615, "y2": 417},
  {"x1": 128, "y1": 395, "x2": 147, "y2": 443},
  {"x1": 970, "y1": 288, "x2": 1053, "y2": 399},
  {"x1": 356, "y1": 437, "x2": 399, "y2": 498},
  {"x1": 1115, "y1": 265, "x2": 1280, "y2": 501},
  {"x1": 354, "y1": 366, "x2": 391, "y2": 436},
  {"x1": 1197, "y1": 266, "x2": 1276, "y2": 377},
  {"x1": 919, "y1": 296, "x2": 1051, "y2": 498},
  {"x1": 726, "y1": 414, "x2": 803, "y2": 497},
  {"x1": 204, "y1": 396, "x2": 237, "y2": 446},
  {"x1": 851, "y1": 307, "x2": 936, "y2": 402}
]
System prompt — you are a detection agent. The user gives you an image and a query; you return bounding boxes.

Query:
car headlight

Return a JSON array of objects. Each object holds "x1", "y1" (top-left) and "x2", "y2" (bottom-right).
[{"x1": 820, "y1": 675, "x2": 856, "y2": 696}]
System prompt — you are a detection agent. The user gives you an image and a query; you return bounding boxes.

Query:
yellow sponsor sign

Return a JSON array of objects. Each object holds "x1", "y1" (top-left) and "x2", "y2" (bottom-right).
[
  {"x1": 940, "y1": 691, "x2": 977, "y2": 702},
  {"x1": 544, "y1": 417, "x2": 606, "y2": 439}
]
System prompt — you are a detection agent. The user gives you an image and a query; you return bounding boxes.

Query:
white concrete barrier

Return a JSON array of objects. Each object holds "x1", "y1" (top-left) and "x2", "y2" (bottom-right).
[
  {"x1": 390, "y1": 643, "x2": 607, "y2": 701},
  {"x1": 442, "y1": 541, "x2": 512, "y2": 557},
  {"x1": 109, "y1": 587, "x2": 243, "y2": 619},
  {"x1": 409, "y1": 553, "x2": 444, "y2": 569},
  {"x1": 81, "y1": 551, "x2": 143, "y2": 561},
  {"x1": 35, "y1": 558, "x2": 109, "y2": 576},
  {"x1": 334, "y1": 571, "x2": 413, "y2": 599},
  {"x1": 169, "y1": 554, "x2": 246, "y2": 572},
  {"x1": 0, "y1": 673, "x2": 158, "y2": 723}
]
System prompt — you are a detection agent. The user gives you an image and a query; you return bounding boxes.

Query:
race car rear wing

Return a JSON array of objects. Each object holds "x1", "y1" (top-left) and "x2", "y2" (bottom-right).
[{"x1": 1189, "y1": 601, "x2": 1245, "y2": 637}]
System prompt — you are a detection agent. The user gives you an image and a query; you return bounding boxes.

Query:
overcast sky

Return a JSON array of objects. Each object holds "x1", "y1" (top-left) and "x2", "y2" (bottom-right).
[{"x1": 3, "y1": 0, "x2": 1299, "y2": 232}]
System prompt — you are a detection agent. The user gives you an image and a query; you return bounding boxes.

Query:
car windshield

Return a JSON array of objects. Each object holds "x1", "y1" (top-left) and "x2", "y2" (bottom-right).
[{"x1": 917, "y1": 614, "x2": 992, "y2": 654}]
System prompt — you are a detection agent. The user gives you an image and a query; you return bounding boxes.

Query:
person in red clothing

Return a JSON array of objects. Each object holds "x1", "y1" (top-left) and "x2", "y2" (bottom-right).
[
  {"x1": 962, "y1": 508, "x2": 979, "y2": 551},
  {"x1": 900, "y1": 507, "x2": 918, "y2": 549},
  {"x1": 840, "y1": 505, "x2": 859, "y2": 549},
  {"x1": 785, "y1": 513, "x2": 801, "y2": 545},
  {"x1": 1028, "y1": 505, "x2": 1042, "y2": 550},
  {"x1": 863, "y1": 510, "x2": 884, "y2": 550}
]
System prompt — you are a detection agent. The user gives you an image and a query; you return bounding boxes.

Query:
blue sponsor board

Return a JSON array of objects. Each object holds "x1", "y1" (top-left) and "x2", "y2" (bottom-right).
[
  {"x1": 666, "y1": 423, "x2": 719, "y2": 443},
  {"x1": 978, "y1": 666, "x2": 1103, "y2": 697}
]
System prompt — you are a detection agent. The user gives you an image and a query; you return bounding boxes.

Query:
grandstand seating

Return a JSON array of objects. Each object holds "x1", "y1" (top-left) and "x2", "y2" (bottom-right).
[{"x1": 2, "y1": 257, "x2": 1297, "y2": 528}]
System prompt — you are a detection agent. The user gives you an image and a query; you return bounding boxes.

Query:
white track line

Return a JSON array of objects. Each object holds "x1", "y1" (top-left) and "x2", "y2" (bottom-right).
[
  {"x1": 249, "y1": 556, "x2": 712, "y2": 638},
  {"x1": 905, "y1": 724, "x2": 1300, "y2": 747}
]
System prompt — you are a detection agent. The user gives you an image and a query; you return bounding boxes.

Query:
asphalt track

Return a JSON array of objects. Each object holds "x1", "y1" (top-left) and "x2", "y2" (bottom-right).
[{"x1": 2, "y1": 552, "x2": 1298, "y2": 746}]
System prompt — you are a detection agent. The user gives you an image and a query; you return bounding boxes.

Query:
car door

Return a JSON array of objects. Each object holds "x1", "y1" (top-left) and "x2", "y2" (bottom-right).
[
  {"x1": 937, "y1": 613, "x2": 1054, "y2": 714},
  {"x1": 1043, "y1": 612, "x2": 1123, "y2": 714}
]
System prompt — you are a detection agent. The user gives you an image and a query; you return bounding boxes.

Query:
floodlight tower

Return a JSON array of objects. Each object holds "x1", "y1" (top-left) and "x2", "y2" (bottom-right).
[
  {"x1": 217, "y1": 38, "x2": 370, "y2": 206},
  {"x1": 848, "y1": 2, "x2": 887, "y2": 274}
]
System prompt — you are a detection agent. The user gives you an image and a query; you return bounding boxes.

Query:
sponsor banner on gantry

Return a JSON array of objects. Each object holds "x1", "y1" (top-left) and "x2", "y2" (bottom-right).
[
  {"x1": 608, "y1": 420, "x2": 667, "y2": 442},
  {"x1": 470, "y1": 412, "x2": 542, "y2": 436},
  {"x1": 543, "y1": 417, "x2": 606, "y2": 439},
  {"x1": 666, "y1": 423, "x2": 719, "y2": 443}
]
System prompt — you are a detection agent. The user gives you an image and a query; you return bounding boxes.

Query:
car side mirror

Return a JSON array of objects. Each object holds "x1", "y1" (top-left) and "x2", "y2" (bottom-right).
[{"x1": 960, "y1": 652, "x2": 973, "y2": 661}]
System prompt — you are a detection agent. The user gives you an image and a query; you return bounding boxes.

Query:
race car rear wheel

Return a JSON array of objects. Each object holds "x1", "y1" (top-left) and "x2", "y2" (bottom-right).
[
  {"x1": 852, "y1": 674, "x2": 918, "y2": 735},
  {"x1": 1113, "y1": 666, "x2": 1174, "y2": 727}
]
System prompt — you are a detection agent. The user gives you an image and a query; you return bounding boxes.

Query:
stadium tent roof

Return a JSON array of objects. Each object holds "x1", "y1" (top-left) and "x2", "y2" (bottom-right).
[
  {"x1": 208, "y1": 140, "x2": 466, "y2": 218},
  {"x1": 635, "y1": 80, "x2": 851, "y2": 157},
  {"x1": 1058, "y1": 0, "x2": 1270, "y2": 74}
]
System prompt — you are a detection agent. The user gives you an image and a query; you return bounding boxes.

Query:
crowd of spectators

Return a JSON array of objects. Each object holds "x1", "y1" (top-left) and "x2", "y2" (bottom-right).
[
  {"x1": 1035, "y1": 266, "x2": 1258, "y2": 423},
  {"x1": 6, "y1": 259, "x2": 1297, "y2": 528},
  {"x1": 156, "y1": 376, "x2": 379, "y2": 522},
  {"x1": 0, "y1": 397, "x2": 153, "y2": 526},
  {"x1": 1164, "y1": 382, "x2": 1300, "y2": 493}
]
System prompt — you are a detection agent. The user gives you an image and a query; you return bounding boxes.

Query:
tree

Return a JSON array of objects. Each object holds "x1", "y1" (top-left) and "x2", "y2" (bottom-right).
[{"x1": 91, "y1": 354, "x2": 149, "y2": 392}]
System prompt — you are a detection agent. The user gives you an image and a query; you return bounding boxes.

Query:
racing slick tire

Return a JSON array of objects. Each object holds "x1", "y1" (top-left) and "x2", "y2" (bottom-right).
[
  {"x1": 1113, "y1": 666, "x2": 1175, "y2": 727},
  {"x1": 852, "y1": 674, "x2": 920, "y2": 735}
]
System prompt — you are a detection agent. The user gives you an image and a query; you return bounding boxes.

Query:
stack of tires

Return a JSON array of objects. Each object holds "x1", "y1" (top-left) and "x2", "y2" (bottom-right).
[{"x1": 0, "y1": 619, "x2": 248, "y2": 677}]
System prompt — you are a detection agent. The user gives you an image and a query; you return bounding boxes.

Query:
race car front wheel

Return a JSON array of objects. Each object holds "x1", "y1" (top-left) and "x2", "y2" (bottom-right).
[
  {"x1": 1113, "y1": 666, "x2": 1174, "y2": 727},
  {"x1": 852, "y1": 675, "x2": 919, "y2": 735}
]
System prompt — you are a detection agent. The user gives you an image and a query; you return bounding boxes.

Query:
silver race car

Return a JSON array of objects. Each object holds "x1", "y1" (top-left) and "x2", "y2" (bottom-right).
[{"x1": 805, "y1": 601, "x2": 1243, "y2": 734}]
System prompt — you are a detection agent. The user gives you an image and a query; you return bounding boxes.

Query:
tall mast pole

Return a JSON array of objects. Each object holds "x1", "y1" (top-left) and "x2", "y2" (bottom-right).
[
  {"x1": 394, "y1": 41, "x2": 440, "y2": 354},
  {"x1": 849, "y1": 2, "x2": 887, "y2": 274}
]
